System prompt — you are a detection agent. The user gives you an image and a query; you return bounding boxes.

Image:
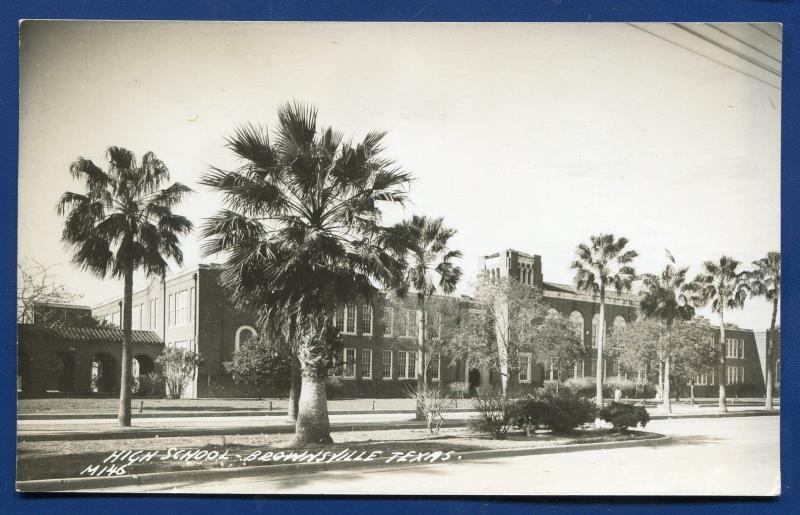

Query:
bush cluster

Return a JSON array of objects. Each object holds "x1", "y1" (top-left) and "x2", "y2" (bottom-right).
[
  {"x1": 513, "y1": 389, "x2": 596, "y2": 434},
  {"x1": 598, "y1": 402, "x2": 650, "y2": 431},
  {"x1": 562, "y1": 376, "x2": 655, "y2": 399},
  {"x1": 469, "y1": 387, "x2": 519, "y2": 440}
]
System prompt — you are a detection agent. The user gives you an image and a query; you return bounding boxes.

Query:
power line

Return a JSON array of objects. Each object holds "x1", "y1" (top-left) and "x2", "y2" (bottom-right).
[
  {"x1": 674, "y1": 23, "x2": 781, "y2": 78},
  {"x1": 749, "y1": 22, "x2": 782, "y2": 44},
  {"x1": 627, "y1": 23, "x2": 780, "y2": 91},
  {"x1": 706, "y1": 23, "x2": 782, "y2": 65}
]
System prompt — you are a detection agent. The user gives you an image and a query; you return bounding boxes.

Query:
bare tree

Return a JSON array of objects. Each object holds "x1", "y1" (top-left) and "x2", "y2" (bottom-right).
[{"x1": 17, "y1": 259, "x2": 80, "y2": 325}]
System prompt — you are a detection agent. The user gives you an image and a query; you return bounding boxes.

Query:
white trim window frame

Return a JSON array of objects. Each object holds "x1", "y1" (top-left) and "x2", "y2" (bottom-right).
[
  {"x1": 345, "y1": 304, "x2": 357, "y2": 335},
  {"x1": 382, "y1": 307, "x2": 393, "y2": 337},
  {"x1": 738, "y1": 339, "x2": 744, "y2": 359},
  {"x1": 361, "y1": 304, "x2": 373, "y2": 336},
  {"x1": 519, "y1": 352, "x2": 532, "y2": 383},
  {"x1": 149, "y1": 298, "x2": 159, "y2": 331},
  {"x1": 382, "y1": 350, "x2": 393, "y2": 379},
  {"x1": 343, "y1": 347, "x2": 356, "y2": 379},
  {"x1": 361, "y1": 349, "x2": 373, "y2": 379},
  {"x1": 430, "y1": 353, "x2": 441, "y2": 382}
]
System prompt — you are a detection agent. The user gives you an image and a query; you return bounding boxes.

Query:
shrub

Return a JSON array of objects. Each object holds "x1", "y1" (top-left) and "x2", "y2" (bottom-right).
[
  {"x1": 599, "y1": 402, "x2": 650, "y2": 431},
  {"x1": 405, "y1": 383, "x2": 454, "y2": 435},
  {"x1": 448, "y1": 381, "x2": 470, "y2": 399},
  {"x1": 469, "y1": 387, "x2": 519, "y2": 440},
  {"x1": 514, "y1": 390, "x2": 596, "y2": 434},
  {"x1": 563, "y1": 376, "x2": 596, "y2": 398},
  {"x1": 156, "y1": 347, "x2": 201, "y2": 399}
]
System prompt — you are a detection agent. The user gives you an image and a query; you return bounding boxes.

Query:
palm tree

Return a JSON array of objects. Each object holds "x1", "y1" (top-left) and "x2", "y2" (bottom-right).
[
  {"x1": 570, "y1": 234, "x2": 637, "y2": 408},
  {"x1": 57, "y1": 147, "x2": 193, "y2": 426},
  {"x1": 638, "y1": 250, "x2": 695, "y2": 413},
  {"x1": 395, "y1": 215, "x2": 462, "y2": 389},
  {"x1": 692, "y1": 256, "x2": 750, "y2": 413},
  {"x1": 750, "y1": 251, "x2": 780, "y2": 410},
  {"x1": 201, "y1": 102, "x2": 412, "y2": 445}
]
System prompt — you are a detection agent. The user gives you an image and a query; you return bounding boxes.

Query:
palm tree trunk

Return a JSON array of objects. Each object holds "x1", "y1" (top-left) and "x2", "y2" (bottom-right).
[
  {"x1": 689, "y1": 381, "x2": 695, "y2": 405},
  {"x1": 765, "y1": 298, "x2": 778, "y2": 410},
  {"x1": 288, "y1": 352, "x2": 301, "y2": 423},
  {"x1": 718, "y1": 308, "x2": 728, "y2": 413},
  {"x1": 595, "y1": 292, "x2": 606, "y2": 409},
  {"x1": 117, "y1": 266, "x2": 133, "y2": 427},
  {"x1": 662, "y1": 323, "x2": 672, "y2": 413},
  {"x1": 415, "y1": 304, "x2": 426, "y2": 420},
  {"x1": 292, "y1": 330, "x2": 333, "y2": 446}
]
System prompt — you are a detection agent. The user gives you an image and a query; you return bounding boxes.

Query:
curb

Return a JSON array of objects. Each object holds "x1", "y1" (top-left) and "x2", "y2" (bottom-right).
[
  {"x1": 17, "y1": 409, "x2": 778, "y2": 442},
  {"x1": 17, "y1": 432, "x2": 668, "y2": 492}
]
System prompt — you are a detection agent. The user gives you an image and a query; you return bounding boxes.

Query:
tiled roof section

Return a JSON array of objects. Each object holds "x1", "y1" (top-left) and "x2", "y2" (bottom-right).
[
  {"x1": 18, "y1": 324, "x2": 162, "y2": 345},
  {"x1": 543, "y1": 282, "x2": 638, "y2": 303}
]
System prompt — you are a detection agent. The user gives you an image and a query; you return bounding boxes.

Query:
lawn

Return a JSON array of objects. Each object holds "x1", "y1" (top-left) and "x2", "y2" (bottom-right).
[
  {"x1": 17, "y1": 426, "x2": 657, "y2": 482},
  {"x1": 17, "y1": 397, "x2": 476, "y2": 414}
]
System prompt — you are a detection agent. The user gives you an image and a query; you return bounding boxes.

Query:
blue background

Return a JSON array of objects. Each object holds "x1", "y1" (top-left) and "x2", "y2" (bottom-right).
[{"x1": 1, "y1": 1, "x2": 796, "y2": 513}]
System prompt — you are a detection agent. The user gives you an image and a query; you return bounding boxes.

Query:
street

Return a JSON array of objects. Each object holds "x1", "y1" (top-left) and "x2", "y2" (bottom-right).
[{"x1": 98, "y1": 414, "x2": 779, "y2": 496}]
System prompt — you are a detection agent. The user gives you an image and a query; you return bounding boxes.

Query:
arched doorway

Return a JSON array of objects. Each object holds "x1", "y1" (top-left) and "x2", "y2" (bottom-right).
[
  {"x1": 133, "y1": 354, "x2": 155, "y2": 378},
  {"x1": 91, "y1": 353, "x2": 116, "y2": 394}
]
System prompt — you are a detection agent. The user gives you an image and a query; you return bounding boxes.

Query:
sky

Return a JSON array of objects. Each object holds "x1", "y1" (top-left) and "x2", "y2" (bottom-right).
[{"x1": 18, "y1": 22, "x2": 781, "y2": 329}]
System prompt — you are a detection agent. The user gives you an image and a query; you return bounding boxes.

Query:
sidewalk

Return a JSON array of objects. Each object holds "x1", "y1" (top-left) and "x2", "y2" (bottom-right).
[{"x1": 17, "y1": 405, "x2": 778, "y2": 442}]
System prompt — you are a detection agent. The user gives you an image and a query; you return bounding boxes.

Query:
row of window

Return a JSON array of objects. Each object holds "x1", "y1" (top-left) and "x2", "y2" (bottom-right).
[
  {"x1": 97, "y1": 288, "x2": 195, "y2": 330},
  {"x1": 334, "y1": 348, "x2": 442, "y2": 381},
  {"x1": 693, "y1": 366, "x2": 747, "y2": 386},
  {"x1": 332, "y1": 305, "x2": 441, "y2": 339},
  {"x1": 527, "y1": 355, "x2": 622, "y2": 382},
  {"x1": 725, "y1": 338, "x2": 746, "y2": 359}
]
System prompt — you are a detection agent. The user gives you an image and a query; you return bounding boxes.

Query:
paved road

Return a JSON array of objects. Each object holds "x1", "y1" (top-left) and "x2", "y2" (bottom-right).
[{"x1": 115, "y1": 415, "x2": 779, "y2": 496}]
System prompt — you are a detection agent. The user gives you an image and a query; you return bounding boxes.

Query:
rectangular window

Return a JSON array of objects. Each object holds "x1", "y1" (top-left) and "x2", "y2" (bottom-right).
[
  {"x1": 345, "y1": 304, "x2": 356, "y2": 334},
  {"x1": 149, "y1": 298, "x2": 159, "y2": 331},
  {"x1": 131, "y1": 304, "x2": 143, "y2": 330},
  {"x1": 409, "y1": 352, "x2": 417, "y2": 379},
  {"x1": 612, "y1": 359, "x2": 620, "y2": 377},
  {"x1": 738, "y1": 339, "x2": 744, "y2": 359},
  {"x1": 398, "y1": 351, "x2": 408, "y2": 379},
  {"x1": 431, "y1": 354, "x2": 441, "y2": 381},
  {"x1": 726, "y1": 365, "x2": 743, "y2": 385},
  {"x1": 361, "y1": 349, "x2": 372, "y2": 379},
  {"x1": 382, "y1": 350, "x2": 393, "y2": 379},
  {"x1": 175, "y1": 290, "x2": 189, "y2": 326},
  {"x1": 361, "y1": 305, "x2": 373, "y2": 335},
  {"x1": 189, "y1": 286, "x2": 196, "y2": 323},
  {"x1": 334, "y1": 307, "x2": 345, "y2": 332},
  {"x1": 331, "y1": 348, "x2": 343, "y2": 377},
  {"x1": 739, "y1": 366, "x2": 745, "y2": 385},
  {"x1": 519, "y1": 353, "x2": 532, "y2": 382},
  {"x1": 572, "y1": 361, "x2": 584, "y2": 378},
  {"x1": 343, "y1": 348, "x2": 356, "y2": 378},
  {"x1": 590, "y1": 359, "x2": 597, "y2": 377},
  {"x1": 168, "y1": 294, "x2": 175, "y2": 327},
  {"x1": 726, "y1": 338, "x2": 738, "y2": 359},
  {"x1": 382, "y1": 307, "x2": 393, "y2": 336}
]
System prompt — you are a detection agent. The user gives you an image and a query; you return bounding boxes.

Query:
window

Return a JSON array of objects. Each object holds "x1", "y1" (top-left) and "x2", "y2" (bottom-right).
[
  {"x1": 235, "y1": 325, "x2": 257, "y2": 353},
  {"x1": 430, "y1": 354, "x2": 441, "y2": 382},
  {"x1": 738, "y1": 339, "x2": 744, "y2": 359},
  {"x1": 382, "y1": 307, "x2": 393, "y2": 336},
  {"x1": 382, "y1": 350, "x2": 393, "y2": 379},
  {"x1": 361, "y1": 305, "x2": 373, "y2": 335},
  {"x1": 149, "y1": 298, "x2": 159, "y2": 331},
  {"x1": 611, "y1": 359, "x2": 620, "y2": 377},
  {"x1": 726, "y1": 338, "x2": 743, "y2": 359},
  {"x1": 569, "y1": 311, "x2": 584, "y2": 342},
  {"x1": 334, "y1": 305, "x2": 357, "y2": 334},
  {"x1": 694, "y1": 371, "x2": 709, "y2": 385},
  {"x1": 426, "y1": 312, "x2": 442, "y2": 340},
  {"x1": 175, "y1": 290, "x2": 189, "y2": 326},
  {"x1": 590, "y1": 358, "x2": 597, "y2": 377},
  {"x1": 190, "y1": 286, "x2": 196, "y2": 323},
  {"x1": 131, "y1": 304, "x2": 143, "y2": 330},
  {"x1": 591, "y1": 314, "x2": 601, "y2": 348},
  {"x1": 613, "y1": 316, "x2": 626, "y2": 333},
  {"x1": 397, "y1": 351, "x2": 416, "y2": 379},
  {"x1": 343, "y1": 348, "x2": 356, "y2": 378},
  {"x1": 168, "y1": 293, "x2": 175, "y2": 327},
  {"x1": 573, "y1": 361, "x2": 585, "y2": 378},
  {"x1": 398, "y1": 309, "x2": 415, "y2": 338},
  {"x1": 361, "y1": 349, "x2": 373, "y2": 379},
  {"x1": 726, "y1": 365, "x2": 745, "y2": 385},
  {"x1": 519, "y1": 353, "x2": 532, "y2": 382}
]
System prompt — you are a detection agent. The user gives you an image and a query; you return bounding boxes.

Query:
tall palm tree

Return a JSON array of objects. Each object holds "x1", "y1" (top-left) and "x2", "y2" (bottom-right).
[
  {"x1": 750, "y1": 251, "x2": 780, "y2": 410},
  {"x1": 570, "y1": 234, "x2": 637, "y2": 408},
  {"x1": 201, "y1": 102, "x2": 412, "y2": 445},
  {"x1": 638, "y1": 250, "x2": 695, "y2": 413},
  {"x1": 395, "y1": 215, "x2": 462, "y2": 388},
  {"x1": 692, "y1": 256, "x2": 750, "y2": 413},
  {"x1": 57, "y1": 147, "x2": 193, "y2": 426}
]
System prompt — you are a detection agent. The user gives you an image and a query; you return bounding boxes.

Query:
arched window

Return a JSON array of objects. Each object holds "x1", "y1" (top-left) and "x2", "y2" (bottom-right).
[
  {"x1": 613, "y1": 316, "x2": 627, "y2": 332},
  {"x1": 235, "y1": 325, "x2": 258, "y2": 353},
  {"x1": 569, "y1": 311, "x2": 584, "y2": 341},
  {"x1": 591, "y1": 314, "x2": 601, "y2": 348}
]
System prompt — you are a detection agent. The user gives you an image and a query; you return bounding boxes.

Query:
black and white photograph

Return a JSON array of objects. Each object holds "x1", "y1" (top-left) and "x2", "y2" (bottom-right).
[{"x1": 16, "y1": 21, "x2": 781, "y2": 495}]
